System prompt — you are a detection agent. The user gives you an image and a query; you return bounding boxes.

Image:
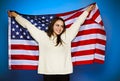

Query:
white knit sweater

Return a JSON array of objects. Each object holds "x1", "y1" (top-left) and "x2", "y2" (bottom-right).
[{"x1": 15, "y1": 11, "x2": 88, "y2": 75}]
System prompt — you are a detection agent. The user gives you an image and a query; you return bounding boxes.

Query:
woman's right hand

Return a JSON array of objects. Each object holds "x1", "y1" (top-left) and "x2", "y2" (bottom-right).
[
  {"x1": 86, "y1": 4, "x2": 96, "y2": 13},
  {"x1": 8, "y1": 11, "x2": 18, "y2": 18}
]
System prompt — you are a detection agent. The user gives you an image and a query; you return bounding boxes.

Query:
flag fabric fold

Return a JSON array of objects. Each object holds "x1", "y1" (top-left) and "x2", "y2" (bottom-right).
[{"x1": 8, "y1": 3, "x2": 106, "y2": 70}]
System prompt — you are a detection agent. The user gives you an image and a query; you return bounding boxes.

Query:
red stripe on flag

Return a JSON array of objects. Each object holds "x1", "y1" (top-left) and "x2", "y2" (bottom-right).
[
  {"x1": 11, "y1": 45, "x2": 38, "y2": 50},
  {"x1": 92, "y1": 10, "x2": 100, "y2": 21},
  {"x1": 72, "y1": 49, "x2": 96, "y2": 56},
  {"x1": 64, "y1": 11, "x2": 83, "y2": 21},
  {"x1": 66, "y1": 20, "x2": 98, "y2": 28},
  {"x1": 72, "y1": 39, "x2": 106, "y2": 47},
  {"x1": 77, "y1": 29, "x2": 106, "y2": 36},
  {"x1": 66, "y1": 24, "x2": 72, "y2": 28},
  {"x1": 94, "y1": 59, "x2": 104, "y2": 64},
  {"x1": 99, "y1": 20, "x2": 104, "y2": 26},
  {"x1": 11, "y1": 55, "x2": 38, "y2": 60},
  {"x1": 83, "y1": 19, "x2": 96, "y2": 25},
  {"x1": 73, "y1": 60, "x2": 93, "y2": 66},
  {"x1": 10, "y1": 65, "x2": 38, "y2": 70},
  {"x1": 95, "y1": 49, "x2": 105, "y2": 55},
  {"x1": 72, "y1": 49, "x2": 105, "y2": 56}
]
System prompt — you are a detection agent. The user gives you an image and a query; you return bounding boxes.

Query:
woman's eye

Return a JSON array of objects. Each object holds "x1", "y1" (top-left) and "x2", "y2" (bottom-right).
[
  {"x1": 61, "y1": 25, "x2": 64, "y2": 28},
  {"x1": 56, "y1": 24, "x2": 59, "y2": 27}
]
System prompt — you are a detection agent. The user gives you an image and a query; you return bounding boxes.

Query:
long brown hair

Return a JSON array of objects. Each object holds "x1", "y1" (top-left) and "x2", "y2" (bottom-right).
[{"x1": 46, "y1": 17, "x2": 66, "y2": 46}]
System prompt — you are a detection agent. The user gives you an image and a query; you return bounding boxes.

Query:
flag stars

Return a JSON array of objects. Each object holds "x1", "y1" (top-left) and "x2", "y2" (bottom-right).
[
  {"x1": 23, "y1": 32, "x2": 26, "y2": 35},
  {"x1": 30, "y1": 19, "x2": 34, "y2": 23},
  {"x1": 20, "y1": 35, "x2": 23, "y2": 38},
  {"x1": 12, "y1": 21, "x2": 15, "y2": 24},
  {"x1": 38, "y1": 18, "x2": 41, "y2": 20},
  {"x1": 34, "y1": 23, "x2": 37, "y2": 26},
  {"x1": 12, "y1": 28, "x2": 15, "y2": 31},
  {"x1": 16, "y1": 25, "x2": 19, "y2": 28},
  {"x1": 20, "y1": 28, "x2": 22, "y2": 31},
  {"x1": 42, "y1": 20, "x2": 45, "y2": 23},
  {"x1": 45, "y1": 27, "x2": 48, "y2": 30},
  {"x1": 46, "y1": 19, "x2": 49, "y2": 22},
  {"x1": 16, "y1": 32, "x2": 19, "y2": 35},
  {"x1": 38, "y1": 21, "x2": 41, "y2": 23},
  {"x1": 50, "y1": 16, "x2": 53, "y2": 19},
  {"x1": 27, "y1": 16, "x2": 30, "y2": 19},
  {"x1": 38, "y1": 27, "x2": 41, "y2": 29},
  {"x1": 12, "y1": 35, "x2": 15, "y2": 38},
  {"x1": 41, "y1": 24, "x2": 45, "y2": 26},
  {"x1": 42, "y1": 16, "x2": 45, "y2": 19},
  {"x1": 27, "y1": 36, "x2": 30, "y2": 39}
]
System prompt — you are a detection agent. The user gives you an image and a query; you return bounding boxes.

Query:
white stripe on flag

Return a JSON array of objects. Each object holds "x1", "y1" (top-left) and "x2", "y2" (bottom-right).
[
  {"x1": 65, "y1": 17, "x2": 77, "y2": 25},
  {"x1": 80, "y1": 23, "x2": 104, "y2": 31},
  {"x1": 11, "y1": 40, "x2": 38, "y2": 45},
  {"x1": 96, "y1": 34, "x2": 106, "y2": 40},
  {"x1": 71, "y1": 44, "x2": 96, "y2": 52},
  {"x1": 95, "y1": 15, "x2": 101, "y2": 23},
  {"x1": 95, "y1": 53, "x2": 105, "y2": 60},
  {"x1": 72, "y1": 34, "x2": 106, "y2": 42},
  {"x1": 72, "y1": 54, "x2": 94, "y2": 62},
  {"x1": 60, "y1": 12, "x2": 78, "y2": 20},
  {"x1": 71, "y1": 44, "x2": 105, "y2": 52},
  {"x1": 10, "y1": 50, "x2": 39, "y2": 56},
  {"x1": 96, "y1": 44, "x2": 105, "y2": 50},
  {"x1": 10, "y1": 60, "x2": 38, "y2": 65}
]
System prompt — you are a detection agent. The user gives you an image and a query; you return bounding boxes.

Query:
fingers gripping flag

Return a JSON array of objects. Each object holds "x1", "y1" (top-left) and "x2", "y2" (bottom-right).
[{"x1": 8, "y1": 3, "x2": 106, "y2": 70}]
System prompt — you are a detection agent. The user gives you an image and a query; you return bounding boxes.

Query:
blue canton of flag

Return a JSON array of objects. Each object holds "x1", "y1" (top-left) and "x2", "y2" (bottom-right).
[{"x1": 11, "y1": 14, "x2": 55, "y2": 40}]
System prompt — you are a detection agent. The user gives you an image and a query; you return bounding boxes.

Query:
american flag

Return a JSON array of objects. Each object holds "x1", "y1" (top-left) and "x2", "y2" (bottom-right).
[{"x1": 8, "y1": 3, "x2": 106, "y2": 70}]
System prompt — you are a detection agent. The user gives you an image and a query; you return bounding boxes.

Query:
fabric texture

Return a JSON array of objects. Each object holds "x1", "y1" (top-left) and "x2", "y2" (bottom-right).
[{"x1": 8, "y1": 3, "x2": 106, "y2": 71}]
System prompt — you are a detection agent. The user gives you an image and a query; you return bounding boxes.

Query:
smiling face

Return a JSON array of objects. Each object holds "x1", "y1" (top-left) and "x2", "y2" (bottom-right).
[
  {"x1": 46, "y1": 17, "x2": 66, "y2": 46},
  {"x1": 53, "y1": 20, "x2": 64, "y2": 36},
  {"x1": 46, "y1": 17, "x2": 66, "y2": 37}
]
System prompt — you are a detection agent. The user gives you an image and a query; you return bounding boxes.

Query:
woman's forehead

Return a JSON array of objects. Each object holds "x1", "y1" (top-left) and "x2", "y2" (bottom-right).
[{"x1": 55, "y1": 20, "x2": 64, "y2": 24}]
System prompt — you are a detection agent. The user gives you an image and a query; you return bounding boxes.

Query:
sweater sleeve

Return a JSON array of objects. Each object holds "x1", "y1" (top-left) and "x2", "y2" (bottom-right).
[
  {"x1": 15, "y1": 15, "x2": 46, "y2": 42},
  {"x1": 65, "y1": 11, "x2": 88, "y2": 42}
]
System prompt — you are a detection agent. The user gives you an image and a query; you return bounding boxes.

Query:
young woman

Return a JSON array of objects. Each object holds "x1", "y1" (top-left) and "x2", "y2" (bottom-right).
[{"x1": 8, "y1": 4, "x2": 95, "y2": 81}]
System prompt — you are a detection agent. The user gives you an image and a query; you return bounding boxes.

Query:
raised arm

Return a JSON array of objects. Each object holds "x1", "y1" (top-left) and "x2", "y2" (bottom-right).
[
  {"x1": 8, "y1": 11, "x2": 46, "y2": 42},
  {"x1": 65, "y1": 4, "x2": 96, "y2": 42}
]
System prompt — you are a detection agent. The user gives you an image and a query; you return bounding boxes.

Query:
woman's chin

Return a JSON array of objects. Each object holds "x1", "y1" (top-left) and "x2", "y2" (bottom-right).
[{"x1": 55, "y1": 32, "x2": 61, "y2": 35}]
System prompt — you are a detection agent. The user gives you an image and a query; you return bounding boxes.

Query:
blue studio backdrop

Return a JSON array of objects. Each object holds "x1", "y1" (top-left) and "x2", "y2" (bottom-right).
[{"x1": 0, "y1": 0, "x2": 120, "y2": 81}]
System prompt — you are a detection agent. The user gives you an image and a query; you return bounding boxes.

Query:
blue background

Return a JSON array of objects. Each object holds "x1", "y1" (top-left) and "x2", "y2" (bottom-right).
[{"x1": 0, "y1": 0, "x2": 120, "y2": 81}]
